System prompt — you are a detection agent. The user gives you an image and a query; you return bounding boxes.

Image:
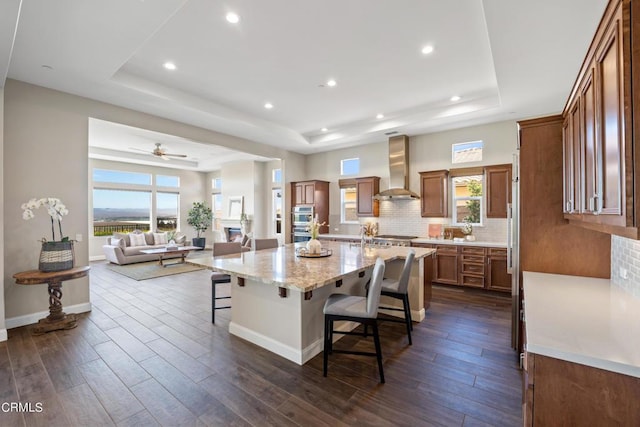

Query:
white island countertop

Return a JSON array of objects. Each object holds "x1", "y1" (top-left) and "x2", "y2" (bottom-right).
[{"x1": 523, "y1": 271, "x2": 640, "y2": 378}]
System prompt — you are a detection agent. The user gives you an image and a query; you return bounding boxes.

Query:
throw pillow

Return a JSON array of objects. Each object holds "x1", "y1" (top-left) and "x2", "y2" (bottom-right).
[
  {"x1": 241, "y1": 234, "x2": 250, "y2": 246},
  {"x1": 129, "y1": 233, "x2": 147, "y2": 247},
  {"x1": 174, "y1": 234, "x2": 186, "y2": 244},
  {"x1": 144, "y1": 232, "x2": 155, "y2": 246},
  {"x1": 113, "y1": 232, "x2": 130, "y2": 246},
  {"x1": 111, "y1": 238, "x2": 125, "y2": 250},
  {"x1": 154, "y1": 232, "x2": 168, "y2": 245}
]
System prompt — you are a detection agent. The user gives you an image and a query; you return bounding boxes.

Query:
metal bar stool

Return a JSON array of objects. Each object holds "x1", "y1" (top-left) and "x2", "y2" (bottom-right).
[
  {"x1": 211, "y1": 242, "x2": 248, "y2": 323},
  {"x1": 323, "y1": 257, "x2": 386, "y2": 383}
]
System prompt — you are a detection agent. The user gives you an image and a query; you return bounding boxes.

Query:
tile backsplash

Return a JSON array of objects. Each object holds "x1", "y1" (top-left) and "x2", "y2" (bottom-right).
[
  {"x1": 330, "y1": 199, "x2": 507, "y2": 243},
  {"x1": 611, "y1": 235, "x2": 640, "y2": 297}
]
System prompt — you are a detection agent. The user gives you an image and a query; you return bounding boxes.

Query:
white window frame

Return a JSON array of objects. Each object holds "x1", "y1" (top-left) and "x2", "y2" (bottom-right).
[
  {"x1": 340, "y1": 158, "x2": 360, "y2": 176},
  {"x1": 452, "y1": 140, "x2": 483, "y2": 164},
  {"x1": 451, "y1": 175, "x2": 484, "y2": 226},
  {"x1": 340, "y1": 187, "x2": 358, "y2": 224}
]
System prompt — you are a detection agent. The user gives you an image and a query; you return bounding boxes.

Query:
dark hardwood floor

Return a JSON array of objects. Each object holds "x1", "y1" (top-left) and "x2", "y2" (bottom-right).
[{"x1": 0, "y1": 261, "x2": 522, "y2": 426}]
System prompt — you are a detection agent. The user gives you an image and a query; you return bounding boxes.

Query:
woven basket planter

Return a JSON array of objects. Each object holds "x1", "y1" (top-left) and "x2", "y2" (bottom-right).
[{"x1": 39, "y1": 241, "x2": 74, "y2": 272}]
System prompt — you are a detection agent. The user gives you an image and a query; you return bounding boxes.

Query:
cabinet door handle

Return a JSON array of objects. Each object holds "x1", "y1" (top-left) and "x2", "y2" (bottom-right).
[{"x1": 594, "y1": 195, "x2": 600, "y2": 214}]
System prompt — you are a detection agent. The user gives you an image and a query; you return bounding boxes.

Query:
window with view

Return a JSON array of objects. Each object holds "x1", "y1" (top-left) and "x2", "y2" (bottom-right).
[
  {"x1": 93, "y1": 189, "x2": 152, "y2": 236},
  {"x1": 452, "y1": 175, "x2": 483, "y2": 225},
  {"x1": 452, "y1": 141, "x2": 483, "y2": 164},
  {"x1": 157, "y1": 192, "x2": 179, "y2": 232}
]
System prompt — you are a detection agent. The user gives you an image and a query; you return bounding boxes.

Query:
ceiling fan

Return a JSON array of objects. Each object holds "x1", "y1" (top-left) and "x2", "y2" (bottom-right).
[{"x1": 131, "y1": 143, "x2": 188, "y2": 160}]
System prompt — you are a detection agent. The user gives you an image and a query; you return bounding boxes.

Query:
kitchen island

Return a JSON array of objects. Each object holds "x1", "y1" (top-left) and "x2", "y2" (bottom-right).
[{"x1": 188, "y1": 241, "x2": 435, "y2": 364}]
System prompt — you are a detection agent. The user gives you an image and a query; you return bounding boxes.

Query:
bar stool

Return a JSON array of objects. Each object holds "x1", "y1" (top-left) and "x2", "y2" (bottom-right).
[
  {"x1": 211, "y1": 242, "x2": 248, "y2": 323},
  {"x1": 253, "y1": 238, "x2": 279, "y2": 251},
  {"x1": 323, "y1": 258, "x2": 386, "y2": 383},
  {"x1": 379, "y1": 250, "x2": 415, "y2": 345}
]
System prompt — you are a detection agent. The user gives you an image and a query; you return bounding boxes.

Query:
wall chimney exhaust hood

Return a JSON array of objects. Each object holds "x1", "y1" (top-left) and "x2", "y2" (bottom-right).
[{"x1": 375, "y1": 135, "x2": 420, "y2": 200}]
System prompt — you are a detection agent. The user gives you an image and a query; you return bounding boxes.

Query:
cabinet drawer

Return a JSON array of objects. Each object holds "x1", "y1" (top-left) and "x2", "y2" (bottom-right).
[
  {"x1": 435, "y1": 244, "x2": 457, "y2": 254},
  {"x1": 461, "y1": 274, "x2": 484, "y2": 288},
  {"x1": 462, "y1": 254, "x2": 484, "y2": 263},
  {"x1": 462, "y1": 262, "x2": 485, "y2": 275},
  {"x1": 461, "y1": 246, "x2": 486, "y2": 255},
  {"x1": 490, "y1": 248, "x2": 507, "y2": 256}
]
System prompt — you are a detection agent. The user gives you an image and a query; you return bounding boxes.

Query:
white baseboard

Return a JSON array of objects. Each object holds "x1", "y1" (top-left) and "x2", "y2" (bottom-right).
[
  {"x1": 5, "y1": 302, "x2": 92, "y2": 330},
  {"x1": 89, "y1": 255, "x2": 106, "y2": 261},
  {"x1": 230, "y1": 321, "x2": 304, "y2": 365},
  {"x1": 0, "y1": 329, "x2": 7, "y2": 342},
  {"x1": 230, "y1": 319, "x2": 361, "y2": 366}
]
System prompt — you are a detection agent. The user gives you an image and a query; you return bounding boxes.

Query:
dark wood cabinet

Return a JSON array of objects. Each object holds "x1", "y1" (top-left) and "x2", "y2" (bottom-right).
[
  {"x1": 433, "y1": 245, "x2": 459, "y2": 286},
  {"x1": 291, "y1": 180, "x2": 329, "y2": 239},
  {"x1": 356, "y1": 176, "x2": 380, "y2": 217},
  {"x1": 419, "y1": 170, "x2": 448, "y2": 217},
  {"x1": 561, "y1": 0, "x2": 637, "y2": 236},
  {"x1": 484, "y1": 164, "x2": 512, "y2": 218},
  {"x1": 486, "y1": 248, "x2": 511, "y2": 292},
  {"x1": 460, "y1": 246, "x2": 485, "y2": 289}
]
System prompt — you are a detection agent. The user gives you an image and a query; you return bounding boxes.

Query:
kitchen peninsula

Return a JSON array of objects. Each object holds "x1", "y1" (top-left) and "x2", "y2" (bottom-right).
[{"x1": 188, "y1": 241, "x2": 435, "y2": 364}]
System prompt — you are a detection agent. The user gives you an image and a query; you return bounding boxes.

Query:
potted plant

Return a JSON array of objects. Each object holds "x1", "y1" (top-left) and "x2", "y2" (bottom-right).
[{"x1": 187, "y1": 201, "x2": 213, "y2": 249}]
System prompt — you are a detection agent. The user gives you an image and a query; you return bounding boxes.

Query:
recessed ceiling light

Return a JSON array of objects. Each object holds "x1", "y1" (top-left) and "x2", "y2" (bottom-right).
[
  {"x1": 321, "y1": 128, "x2": 328, "y2": 132},
  {"x1": 376, "y1": 113, "x2": 384, "y2": 119},
  {"x1": 421, "y1": 45, "x2": 434, "y2": 55},
  {"x1": 264, "y1": 102, "x2": 273, "y2": 109},
  {"x1": 450, "y1": 95, "x2": 461, "y2": 102},
  {"x1": 327, "y1": 79, "x2": 337, "y2": 87},
  {"x1": 163, "y1": 62, "x2": 176, "y2": 70},
  {"x1": 226, "y1": 12, "x2": 240, "y2": 23}
]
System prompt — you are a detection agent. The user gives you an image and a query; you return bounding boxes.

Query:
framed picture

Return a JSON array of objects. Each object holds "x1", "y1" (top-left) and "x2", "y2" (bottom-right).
[{"x1": 228, "y1": 196, "x2": 243, "y2": 219}]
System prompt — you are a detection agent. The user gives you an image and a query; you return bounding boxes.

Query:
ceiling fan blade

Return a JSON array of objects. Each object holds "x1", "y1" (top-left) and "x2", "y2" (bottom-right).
[
  {"x1": 163, "y1": 153, "x2": 188, "y2": 158},
  {"x1": 129, "y1": 147, "x2": 151, "y2": 153}
]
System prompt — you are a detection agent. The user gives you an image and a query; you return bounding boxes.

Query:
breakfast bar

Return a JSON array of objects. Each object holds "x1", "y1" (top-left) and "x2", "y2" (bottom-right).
[{"x1": 188, "y1": 241, "x2": 435, "y2": 364}]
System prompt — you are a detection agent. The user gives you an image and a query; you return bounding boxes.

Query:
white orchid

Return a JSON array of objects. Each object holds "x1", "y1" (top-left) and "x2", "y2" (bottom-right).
[{"x1": 21, "y1": 197, "x2": 70, "y2": 241}]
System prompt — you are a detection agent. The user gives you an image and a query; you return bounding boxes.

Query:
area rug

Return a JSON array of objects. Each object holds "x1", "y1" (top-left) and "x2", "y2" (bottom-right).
[{"x1": 107, "y1": 261, "x2": 205, "y2": 281}]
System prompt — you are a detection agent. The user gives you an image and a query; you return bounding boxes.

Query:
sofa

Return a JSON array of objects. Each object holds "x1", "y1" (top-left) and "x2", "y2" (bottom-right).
[{"x1": 103, "y1": 230, "x2": 187, "y2": 265}]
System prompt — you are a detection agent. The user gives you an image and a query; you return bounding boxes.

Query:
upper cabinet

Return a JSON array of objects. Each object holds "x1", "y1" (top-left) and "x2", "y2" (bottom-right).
[
  {"x1": 485, "y1": 164, "x2": 512, "y2": 218},
  {"x1": 562, "y1": 0, "x2": 639, "y2": 237},
  {"x1": 420, "y1": 170, "x2": 449, "y2": 217},
  {"x1": 356, "y1": 176, "x2": 380, "y2": 217}
]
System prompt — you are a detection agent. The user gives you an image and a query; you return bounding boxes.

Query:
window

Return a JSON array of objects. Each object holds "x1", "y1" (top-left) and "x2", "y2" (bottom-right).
[
  {"x1": 93, "y1": 169, "x2": 151, "y2": 185},
  {"x1": 272, "y1": 168, "x2": 282, "y2": 183},
  {"x1": 272, "y1": 189, "x2": 282, "y2": 235},
  {"x1": 212, "y1": 177, "x2": 222, "y2": 190},
  {"x1": 157, "y1": 175, "x2": 179, "y2": 187},
  {"x1": 452, "y1": 175, "x2": 483, "y2": 225},
  {"x1": 93, "y1": 189, "x2": 152, "y2": 236},
  {"x1": 156, "y1": 192, "x2": 179, "y2": 231},
  {"x1": 452, "y1": 141, "x2": 483, "y2": 164},
  {"x1": 341, "y1": 187, "x2": 358, "y2": 223},
  {"x1": 341, "y1": 158, "x2": 360, "y2": 176},
  {"x1": 212, "y1": 178, "x2": 223, "y2": 231}
]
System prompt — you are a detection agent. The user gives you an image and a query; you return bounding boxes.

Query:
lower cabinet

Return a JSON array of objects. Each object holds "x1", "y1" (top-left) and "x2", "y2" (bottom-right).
[
  {"x1": 413, "y1": 242, "x2": 511, "y2": 292},
  {"x1": 433, "y1": 245, "x2": 460, "y2": 285},
  {"x1": 487, "y1": 248, "x2": 511, "y2": 292},
  {"x1": 522, "y1": 352, "x2": 640, "y2": 426}
]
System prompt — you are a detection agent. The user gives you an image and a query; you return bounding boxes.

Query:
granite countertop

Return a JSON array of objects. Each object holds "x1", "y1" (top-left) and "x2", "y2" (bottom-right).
[
  {"x1": 523, "y1": 271, "x2": 640, "y2": 378},
  {"x1": 188, "y1": 240, "x2": 435, "y2": 293},
  {"x1": 318, "y1": 234, "x2": 506, "y2": 248}
]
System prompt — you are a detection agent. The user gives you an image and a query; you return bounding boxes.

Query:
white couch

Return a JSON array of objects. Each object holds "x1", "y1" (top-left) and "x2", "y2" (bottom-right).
[{"x1": 102, "y1": 231, "x2": 187, "y2": 265}]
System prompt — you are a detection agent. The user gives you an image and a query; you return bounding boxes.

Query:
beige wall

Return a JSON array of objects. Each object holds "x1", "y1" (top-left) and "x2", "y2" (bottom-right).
[
  {"x1": 3, "y1": 79, "x2": 300, "y2": 325},
  {"x1": 88, "y1": 158, "x2": 209, "y2": 258},
  {"x1": 0, "y1": 86, "x2": 5, "y2": 340},
  {"x1": 305, "y1": 120, "x2": 518, "y2": 236}
]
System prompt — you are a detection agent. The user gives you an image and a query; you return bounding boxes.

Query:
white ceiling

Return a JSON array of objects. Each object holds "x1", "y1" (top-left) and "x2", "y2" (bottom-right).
[{"x1": 2, "y1": 0, "x2": 608, "y2": 161}]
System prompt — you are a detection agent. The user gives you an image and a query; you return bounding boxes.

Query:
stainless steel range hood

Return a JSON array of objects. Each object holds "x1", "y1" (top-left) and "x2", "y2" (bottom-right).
[{"x1": 375, "y1": 135, "x2": 420, "y2": 200}]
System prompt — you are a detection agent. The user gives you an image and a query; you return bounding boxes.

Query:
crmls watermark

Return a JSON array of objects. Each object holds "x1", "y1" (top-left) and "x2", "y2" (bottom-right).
[{"x1": 1, "y1": 402, "x2": 43, "y2": 413}]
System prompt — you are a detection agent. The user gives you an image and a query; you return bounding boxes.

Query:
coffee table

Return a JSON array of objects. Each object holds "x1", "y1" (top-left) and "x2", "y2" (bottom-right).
[{"x1": 140, "y1": 245, "x2": 201, "y2": 267}]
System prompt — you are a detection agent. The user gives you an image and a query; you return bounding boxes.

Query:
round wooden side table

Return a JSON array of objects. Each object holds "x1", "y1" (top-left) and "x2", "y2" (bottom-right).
[{"x1": 13, "y1": 266, "x2": 90, "y2": 335}]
